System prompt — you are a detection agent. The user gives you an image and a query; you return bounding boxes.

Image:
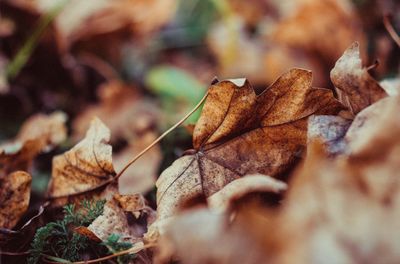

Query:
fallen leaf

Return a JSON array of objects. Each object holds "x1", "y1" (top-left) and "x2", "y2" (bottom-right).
[
  {"x1": 73, "y1": 81, "x2": 158, "y2": 143},
  {"x1": 380, "y1": 77, "x2": 400, "y2": 97},
  {"x1": 47, "y1": 117, "x2": 115, "y2": 198},
  {"x1": 273, "y1": 0, "x2": 365, "y2": 64},
  {"x1": 0, "y1": 112, "x2": 67, "y2": 179},
  {"x1": 154, "y1": 69, "x2": 343, "y2": 225},
  {"x1": 330, "y1": 42, "x2": 387, "y2": 115},
  {"x1": 0, "y1": 171, "x2": 31, "y2": 229},
  {"x1": 208, "y1": 174, "x2": 287, "y2": 212},
  {"x1": 88, "y1": 198, "x2": 137, "y2": 243},
  {"x1": 114, "y1": 193, "x2": 146, "y2": 218}
]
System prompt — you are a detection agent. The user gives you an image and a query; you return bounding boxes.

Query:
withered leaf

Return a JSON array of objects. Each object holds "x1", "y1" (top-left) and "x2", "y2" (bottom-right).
[
  {"x1": 274, "y1": 137, "x2": 400, "y2": 264},
  {"x1": 0, "y1": 111, "x2": 67, "y2": 179},
  {"x1": 330, "y1": 42, "x2": 387, "y2": 115},
  {"x1": 208, "y1": 174, "x2": 287, "y2": 212},
  {"x1": 155, "y1": 68, "x2": 343, "y2": 223},
  {"x1": 0, "y1": 171, "x2": 31, "y2": 229},
  {"x1": 88, "y1": 199, "x2": 137, "y2": 243},
  {"x1": 47, "y1": 118, "x2": 116, "y2": 198}
]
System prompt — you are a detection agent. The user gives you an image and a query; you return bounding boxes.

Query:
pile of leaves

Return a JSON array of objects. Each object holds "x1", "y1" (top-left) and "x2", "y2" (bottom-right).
[{"x1": 1, "y1": 0, "x2": 400, "y2": 263}]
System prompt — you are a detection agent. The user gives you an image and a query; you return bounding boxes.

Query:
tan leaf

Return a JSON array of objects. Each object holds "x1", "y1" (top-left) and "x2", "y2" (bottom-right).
[
  {"x1": 274, "y1": 136, "x2": 400, "y2": 264},
  {"x1": 330, "y1": 42, "x2": 387, "y2": 115},
  {"x1": 0, "y1": 171, "x2": 31, "y2": 229},
  {"x1": 73, "y1": 81, "x2": 158, "y2": 142},
  {"x1": 114, "y1": 193, "x2": 146, "y2": 218},
  {"x1": 0, "y1": 112, "x2": 67, "y2": 179},
  {"x1": 154, "y1": 69, "x2": 343, "y2": 224},
  {"x1": 47, "y1": 117, "x2": 116, "y2": 198},
  {"x1": 273, "y1": 0, "x2": 364, "y2": 64},
  {"x1": 208, "y1": 174, "x2": 287, "y2": 212},
  {"x1": 88, "y1": 199, "x2": 137, "y2": 243}
]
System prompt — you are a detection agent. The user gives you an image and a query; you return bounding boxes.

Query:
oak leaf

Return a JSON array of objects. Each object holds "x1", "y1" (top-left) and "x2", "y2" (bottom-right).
[
  {"x1": 0, "y1": 171, "x2": 31, "y2": 229},
  {"x1": 330, "y1": 42, "x2": 387, "y2": 115},
  {"x1": 154, "y1": 69, "x2": 344, "y2": 224}
]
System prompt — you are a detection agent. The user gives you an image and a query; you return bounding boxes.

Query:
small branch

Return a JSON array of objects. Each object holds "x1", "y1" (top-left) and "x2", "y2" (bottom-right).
[{"x1": 383, "y1": 14, "x2": 400, "y2": 47}]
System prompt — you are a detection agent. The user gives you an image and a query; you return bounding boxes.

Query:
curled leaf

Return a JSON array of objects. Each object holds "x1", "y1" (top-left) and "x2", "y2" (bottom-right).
[
  {"x1": 330, "y1": 42, "x2": 387, "y2": 115},
  {"x1": 208, "y1": 174, "x2": 287, "y2": 212}
]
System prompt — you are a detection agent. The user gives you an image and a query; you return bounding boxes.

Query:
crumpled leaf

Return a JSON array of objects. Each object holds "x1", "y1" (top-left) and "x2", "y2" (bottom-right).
[
  {"x1": 155, "y1": 207, "x2": 271, "y2": 264},
  {"x1": 87, "y1": 199, "x2": 135, "y2": 243},
  {"x1": 154, "y1": 69, "x2": 343, "y2": 225},
  {"x1": 274, "y1": 133, "x2": 400, "y2": 264},
  {"x1": 0, "y1": 171, "x2": 31, "y2": 229},
  {"x1": 330, "y1": 42, "x2": 387, "y2": 115},
  {"x1": 208, "y1": 174, "x2": 287, "y2": 212},
  {"x1": 47, "y1": 117, "x2": 115, "y2": 198},
  {"x1": 0, "y1": 111, "x2": 67, "y2": 179}
]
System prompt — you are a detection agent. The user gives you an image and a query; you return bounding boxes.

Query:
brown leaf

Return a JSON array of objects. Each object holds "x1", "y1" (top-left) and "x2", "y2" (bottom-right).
[
  {"x1": 0, "y1": 112, "x2": 67, "y2": 179},
  {"x1": 154, "y1": 69, "x2": 343, "y2": 224},
  {"x1": 114, "y1": 193, "x2": 147, "y2": 218},
  {"x1": 0, "y1": 171, "x2": 31, "y2": 229},
  {"x1": 208, "y1": 174, "x2": 287, "y2": 212},
  {"x1": 273, "y1": 0, "x2": 365, "y2": 64},
  {"x1": 273, "y1": 136, "x2": 400, "y2": 264},
  {"x1": 88, "y1": 199, "x2": 137, "y2": 243},
  {"x1": 73, "y1": 81, "x2": 158, "y2": 143},
  {"x1": 47, "y1": 117, "x2": 116, "y2": 198},
  {"x1": 330, "y1": 42, "x2": 387, "y2": 115}
]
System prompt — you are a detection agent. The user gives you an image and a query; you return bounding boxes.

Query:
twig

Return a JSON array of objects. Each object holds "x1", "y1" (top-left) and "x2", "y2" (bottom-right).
[
  {"x1": 42, "y1": 243, "x2": 156, "y2": 264},
  {"x1": 383, "y1": 14, "x2": 400, "y2": 47}
]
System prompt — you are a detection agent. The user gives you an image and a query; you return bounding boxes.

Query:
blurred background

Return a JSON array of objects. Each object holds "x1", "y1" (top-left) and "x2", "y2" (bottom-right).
[{"x1": 0, "y1": 0, "x2": 399, "y2": 199}]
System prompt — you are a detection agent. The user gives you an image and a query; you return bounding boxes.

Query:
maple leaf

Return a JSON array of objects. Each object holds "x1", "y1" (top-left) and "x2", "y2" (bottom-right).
[
  {"x1": 0, "y1": 171, "x2": 31, "y2": 229},
  {"x1": 330, "y1": 42, "x2": 388, "y2": 115},
  {"x1": 154, "y1": 68, "x2": 344, "y2": 224},
  {"x1": 47, "y1": 118, "x2": 115, "y2": 199}
]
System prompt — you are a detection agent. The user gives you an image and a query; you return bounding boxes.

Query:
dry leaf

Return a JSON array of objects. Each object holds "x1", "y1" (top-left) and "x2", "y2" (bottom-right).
[
  {"x1": 380, "y1": 77, "x2": 400, "y2": 97},
  {"x1": 273, "y1": 136, "x2": 400, "y2": 264},
  {"x1": 155, "y1": 207, "x2": 270, "y2": 264},
  {"x1": 273, "y1": 0, "x2": 365, "y2": 64},
  {"x1": 154, "y1": 69, "x2": 343, "y2": 225},
  {"x1": 0, "y1": 171, "x2": 31, "y2": 229},
  {"x1": 0, "y1": 112, "x2": 67, "y2": 179},
  {"x1": 208, "y1": 174, "x2": 287, "y2": 212},
  {"x1": 330, "y1": 42, "x2": 387, "y2": 115},
  {"x1": 73, "y1": 81, "x2": 158, "y2": 142},
  {"x1": 47, "y1": 117, "x2": 115, "y2": 198},
  {"x1": 88, "y1": 199, "x2": 134, "y2": 242},
  {"x1": 114, "y1": 193, "x2": 146, "y2": 218}
]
